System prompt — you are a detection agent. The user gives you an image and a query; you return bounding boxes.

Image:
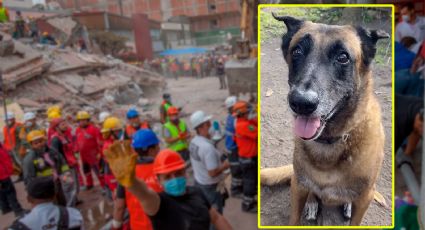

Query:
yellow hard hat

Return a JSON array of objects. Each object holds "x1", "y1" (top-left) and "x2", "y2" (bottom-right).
[
  {"x1": 47, "y1": 111, "x2": 61, "y2": 121},
  {"x1": 101, "y1": 117, "x2": 122, "y2": 133},
  {"x1": 76, "y1": 111, "x2": 91, "y2": 120},
  {"x1": 27, "y1": 130, "x2": 46, "y2": 143},
  {"x1": 47, "y1": 105, "x2": 61, "y2": 116}
]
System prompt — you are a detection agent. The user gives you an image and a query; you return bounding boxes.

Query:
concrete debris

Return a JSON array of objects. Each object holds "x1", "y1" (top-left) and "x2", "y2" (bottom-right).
[{"x1": 0, "y1": 33, "x2": 165, "y2": 123}]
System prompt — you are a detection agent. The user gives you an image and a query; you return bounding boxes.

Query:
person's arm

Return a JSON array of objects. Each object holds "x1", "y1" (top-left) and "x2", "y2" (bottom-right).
[
  {"x1": 209, "y1": 208, "x2": 233, "y2": 230},
  {"x1": 22, "y1": 154, "x2": 35, "y2": 185},
  {"x1": 104, "y1": 141, "x2": 161, "y2": 216},
  {"x1": 205, "y1": 148, "x2": 230, "y2": 178},
  {"x1": 160, "y1": 107, "x2": 166, "y2": 124},
  {"x1": 112, "y1": 198, "x2": 126, "y2": 230},
  {"x1": 163, "y1": 128, "x2": 179, "y2": 144},
  {"x1": 208, "y1": 161, "x2": 229, "y2": 178}
]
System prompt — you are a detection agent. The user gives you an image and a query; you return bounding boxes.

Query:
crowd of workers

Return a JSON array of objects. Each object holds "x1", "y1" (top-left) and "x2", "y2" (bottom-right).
[
  {"x1": 145, "y1": 54, "x2": 228, "y2": 89},
  {"x1": 0, "y1": 93, "x2": 257, "y2": 229}
]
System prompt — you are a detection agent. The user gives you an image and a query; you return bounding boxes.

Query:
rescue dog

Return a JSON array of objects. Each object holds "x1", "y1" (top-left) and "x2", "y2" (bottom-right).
[{"x1": 261, "y1": 13, "x2": 389, "y2": 225}]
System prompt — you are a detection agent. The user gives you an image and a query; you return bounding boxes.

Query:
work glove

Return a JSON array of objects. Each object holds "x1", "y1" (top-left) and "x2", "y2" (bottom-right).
[{"x1": 104, "y1": 140, "x2": 137, "y2": 188}]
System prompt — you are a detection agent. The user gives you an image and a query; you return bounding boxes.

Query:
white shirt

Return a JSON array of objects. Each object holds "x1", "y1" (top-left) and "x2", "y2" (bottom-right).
[
  {"x1": 189, "y1": 135, "x2": 224, "y2": 185},
  {"x1": 396, "y1": 17, "x2": 425, "y2": 44},
  {"x1": 9, "y1": 202, "x2": 84, "y2": 230}
]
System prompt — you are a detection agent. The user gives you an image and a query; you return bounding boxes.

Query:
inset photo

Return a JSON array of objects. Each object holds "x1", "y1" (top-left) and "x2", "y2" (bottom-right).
[{"x1": 259, "y1": 5, "x2": 393, "y2": 227}]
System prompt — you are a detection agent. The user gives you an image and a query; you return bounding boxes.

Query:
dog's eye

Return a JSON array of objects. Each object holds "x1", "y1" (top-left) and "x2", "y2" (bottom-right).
[
  {"x1": 336, "y1": 53, "x2": 350, "y2": 64},
  {"x1": 292, "y1": 47, "x2": 303, "y2": 57}
]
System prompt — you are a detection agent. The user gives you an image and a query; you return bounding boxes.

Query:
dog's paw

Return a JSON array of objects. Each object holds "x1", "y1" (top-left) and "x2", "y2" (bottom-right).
[{"x1": 304, "y1": 193, "x2": 319, "y2": 221}]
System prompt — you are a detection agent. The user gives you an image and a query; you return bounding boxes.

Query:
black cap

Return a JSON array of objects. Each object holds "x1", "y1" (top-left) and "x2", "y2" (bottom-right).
[{"x1": 27, "y1": 177, "x2": 55, "y2": 200}]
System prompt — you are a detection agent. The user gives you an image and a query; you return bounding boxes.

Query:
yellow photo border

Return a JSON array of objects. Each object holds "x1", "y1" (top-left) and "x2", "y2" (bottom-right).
[{"x1": 257, "y1": 4, "x2": 395, "y2": 229}]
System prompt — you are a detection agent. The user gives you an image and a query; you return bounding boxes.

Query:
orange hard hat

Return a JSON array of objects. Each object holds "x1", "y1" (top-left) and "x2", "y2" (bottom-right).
[
  {"x1": 232, "y1": 101, "x2": 249, "y2": 116},
  {"x1": 167, "y1": 106, "x2": 179, "y2": 116},
  {"x1": 153, "y1": 149, "x2": 185, "y2": 175}
]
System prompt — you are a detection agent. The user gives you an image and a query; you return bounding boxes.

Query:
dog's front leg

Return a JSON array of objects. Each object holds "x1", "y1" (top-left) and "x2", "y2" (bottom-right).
[
  {"x1": 289, "y1": 174, "x2": 309, "y2": 225},
  {"x1": 350, "y1": 188, "x2": 374, "y2": 225}
]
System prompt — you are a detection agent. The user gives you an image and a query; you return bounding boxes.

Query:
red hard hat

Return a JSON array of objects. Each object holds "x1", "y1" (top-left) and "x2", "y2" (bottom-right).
[
  {"x1": 153, "y1": 149, "x2": 185, "y2": 175},
  {"x1": 232, "y1": 101, "x2": 249, "y2": 116},
  {"x1": 167, "y1": 106, "x2": 179, "y2": 116},
  {"x1": 50, "y1": 118, "x2": 64, "y2": 130}
]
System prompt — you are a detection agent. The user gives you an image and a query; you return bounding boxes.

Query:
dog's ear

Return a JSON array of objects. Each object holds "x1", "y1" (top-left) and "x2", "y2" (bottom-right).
[
  {"x1": 272, "y1": 13, "x2": 304, "y2": 58},
  {"x1": 356, "y1": 27, "x2": 389, "y2": 67}
]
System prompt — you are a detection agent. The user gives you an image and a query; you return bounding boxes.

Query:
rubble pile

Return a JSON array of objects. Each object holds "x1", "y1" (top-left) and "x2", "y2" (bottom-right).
[{"x1": 0, "y1": 31, "x2": 166, "y2": 123}]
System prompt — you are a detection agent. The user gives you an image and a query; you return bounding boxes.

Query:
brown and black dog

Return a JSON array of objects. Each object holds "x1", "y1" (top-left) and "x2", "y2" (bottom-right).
[{"x1": 261, "y1": 13, "x2": 389, "y2": 225}]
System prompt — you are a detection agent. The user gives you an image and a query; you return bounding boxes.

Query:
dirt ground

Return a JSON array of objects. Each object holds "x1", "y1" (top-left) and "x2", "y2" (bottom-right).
[
  {"x1": 259, "y1": 37, "x2": 393, "y2": 226},
  {"x1": 0, "y1": 76, "x2": 257, "y2": 230}
]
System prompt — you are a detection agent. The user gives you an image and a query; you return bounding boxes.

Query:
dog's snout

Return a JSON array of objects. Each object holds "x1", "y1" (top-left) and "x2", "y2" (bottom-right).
[{"x1": 289, "y1": 89, "x2": 319, "y2": 115}]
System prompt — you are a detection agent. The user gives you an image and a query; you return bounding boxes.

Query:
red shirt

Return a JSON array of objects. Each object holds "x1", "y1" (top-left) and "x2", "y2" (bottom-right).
[
  {"x1": 235, "y1": 117, "x2": 258, "y2": 158},
  {"x1": 75, "y1": 124, "x2": 102, "y2": 164},
  {"x1": 0, "y1": 143, "x2": 13, "y2": 180}
]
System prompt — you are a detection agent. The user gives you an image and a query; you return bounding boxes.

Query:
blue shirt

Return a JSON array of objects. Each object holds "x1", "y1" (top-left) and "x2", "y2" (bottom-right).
[
  {"x1": 225, "y1": 114, "x2": 237, "y2": 151},
  {"x1": 395, "y1": 42, "x2": 416, "y2": 71}
]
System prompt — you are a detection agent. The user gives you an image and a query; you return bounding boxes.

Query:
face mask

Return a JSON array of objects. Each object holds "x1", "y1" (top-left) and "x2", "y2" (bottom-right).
[
  {"x1": 162, "y1": 177, "x2": 186, "y2": 196},
  {"x1": 402, "y1": 15, "x2": 410, "y2": 22}
]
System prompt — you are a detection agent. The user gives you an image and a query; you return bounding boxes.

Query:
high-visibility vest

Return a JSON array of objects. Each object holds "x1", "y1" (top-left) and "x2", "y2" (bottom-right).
[
  {"x1": 162, "y1": 101, "x2": 172, "y2": 123},
  {"x1": 0, "y1": 8, "x2": 8, "y2": 23},
  {"x1": 163, "y1": 120, "x2": 188, "y2": 151},
  {"x1": 126, "y1": 163, "x2": 162, "y2": 230},
  {"x1": 3, "y1": 123, "x2": 22, "y2": 152},
  {"x1": 33, "y1": 153, "x2": 70, "y2": 177},
  {"x1": 125, "y1": 122, "x2": 150, "y2": 139}
]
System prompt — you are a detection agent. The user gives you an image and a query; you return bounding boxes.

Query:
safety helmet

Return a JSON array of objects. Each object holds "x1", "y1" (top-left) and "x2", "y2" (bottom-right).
[
  {"x1": 101, "y1": 117, "x2": 123, "y2": 133},
  {"x1": 232, "y1": 101, "x2": 249, "y2": 116},
  {"x1": 190, "y1": 110, "x2": 212, "y2": 129},
  {"x1": 76, "y1": 111, "x2": 91, "y2": 120},
  {"x1": 47, "y1": 111, "x2": 61, "y2": 121},
  {"x1": 98, "y1": 111, "x2": 111, "y2": 123},
  {"x1": 225, "y1": 96, "x2": 237, "y2": 109},
  {"x1": 132, "y1": 129, "x2": 159, "y2": 149},
  {"x1": 3, "y1": 112, "x2": 15, "y2": 121},
  {"x1": 167, "y1": 106, "x2": 179, "y2": 116},
  {"x1": 46, "y1": 106, "x2": 61, "y2": 116},
  {"x1": 50, "y1": 118, "x2": 64, "y2": 130},
  {"x1": 27, "y1": 130, "x2": 45, "y2": 143},
  {"x1": 126, "y1": 109, "x2": 139, "y2": 119},
  {"x1": 23, "y1": 112, "x2": 36, "y2": 122},
  {"x1": 153, "y1": 149, "x2": 185, "y2": 175}
]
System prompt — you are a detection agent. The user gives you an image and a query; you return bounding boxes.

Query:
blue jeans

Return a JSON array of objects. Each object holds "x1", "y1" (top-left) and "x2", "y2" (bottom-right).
[{"x1": 395, "y1": 69, "x2": 424, "y2": 97}]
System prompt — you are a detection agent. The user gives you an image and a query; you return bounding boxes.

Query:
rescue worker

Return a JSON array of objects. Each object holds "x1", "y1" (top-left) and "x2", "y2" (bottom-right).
[
  {"x1": 50, "y1": 118, "x2": 84, "y2": 203},
  {"x1": 162, "y1": 106, "x2": 191, "y2": 165},
  {"x1": 224, "y1": 96, "x2": 243, "y2": 197},
  {"x1": 216, "y1": 58, "x2": 227, "y2": 90},
  {"x1": 22, "y1": 130, "x2": 70, "y2": 206},
  {"x1": 46, "y1": 106, "x2": 62, "y2": 143},
  {"x1": 3, "y1": 112, "x2": 23, "y2": 180},
  {"x1": 160, "y1": 93, "x2": 173, "y2": 124},
  {"x1": 112, "y1": 129, "x2": 163, "y2": 230},
  {"x1": 101, "y1": 116, "x2": 124, "y2": 198},
  {"x1": 40, "y1": 31, "x2": 57, "y2": 45},
  {"x1": 75, "y1": 111, "x2": 104, "y2": 190},
  {"x1": 104, "y1": 142, "x2": 233, "y2": 230},
  {"x1": 98, "y1": 111, "x2": 111, "y2": 126},
  {"x1": 189, "y1": 111, "x2": 230, "y2": 214},
  {"x1": 0, "y1": 0, "x2": 9, "y2": 23},
  {"x1": 8, "y1": 177, "x2": 83, "y2": 230},
  {"x1": 0, "y1": 143, "x2": 24, "y2": 217},
  {"x1": 233, "y1": 101, "x2": 257, "y2": 213},
  {"x1": 125, "y1": 108, "x2": 150, "y2": 139},
  {"x1": 13, "y1": 11, "x2": 26, "y2": 39},
  {"x1": 18, "y1": 112, "x2": 42, "y2": 159}
]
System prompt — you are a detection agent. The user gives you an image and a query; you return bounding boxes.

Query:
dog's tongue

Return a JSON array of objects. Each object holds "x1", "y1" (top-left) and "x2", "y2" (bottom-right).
[{"x1": 294, "y1": 117, "x2": 321, "y2": 139}]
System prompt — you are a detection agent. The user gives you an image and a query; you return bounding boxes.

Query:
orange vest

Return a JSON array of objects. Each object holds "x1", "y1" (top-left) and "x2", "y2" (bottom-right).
[
  {"x1": 126, "y1": 163, "x2": 162, "y2": 230},
  {"x1": 125, "y1": 123, "x2": 149, "y2": 139},
  {"x1": 3, "y1": 123, "x2": 22, "y2": 151},
  {"x1": 235, "y1": 118, "x2": 258, "y2": 158}
]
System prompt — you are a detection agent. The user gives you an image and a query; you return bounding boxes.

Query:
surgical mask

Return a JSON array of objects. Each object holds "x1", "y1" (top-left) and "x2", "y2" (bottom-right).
[
  {"x1": 402, "y1": 15, "x2": 410, "y2": 22},
  {"x1": 162, "y1": 177, "x2": 186, "y2": 196}
]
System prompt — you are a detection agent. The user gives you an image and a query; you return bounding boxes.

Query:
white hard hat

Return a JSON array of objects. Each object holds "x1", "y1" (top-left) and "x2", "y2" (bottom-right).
[
  {"x1": 190, "y1": 111, "x2": 212, "y2": 129},
  {"x1": 4, "y1": 112, "x2": 15, "y2": 121},
  {"x1": 99, "y1": 111, "x2": 111, "y2": 123},
  {"x1": 225, "y1": 96, "x2": 237, "y2": 109},
  {"x1": 24, "y1": 112, "x2": 36, "y2": 122}
]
